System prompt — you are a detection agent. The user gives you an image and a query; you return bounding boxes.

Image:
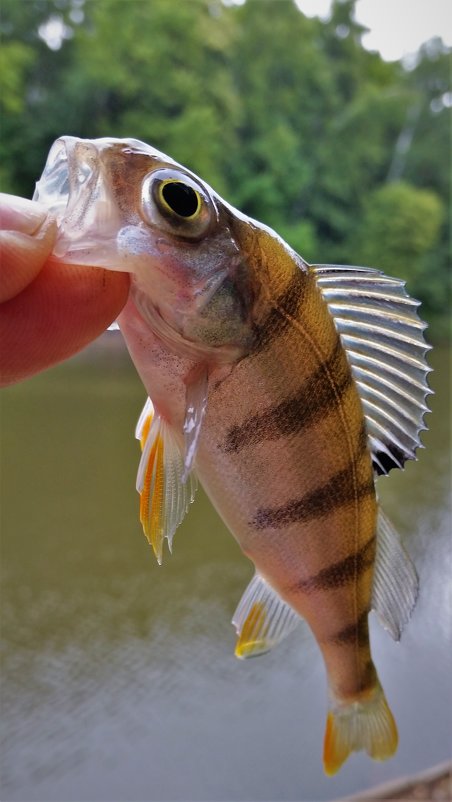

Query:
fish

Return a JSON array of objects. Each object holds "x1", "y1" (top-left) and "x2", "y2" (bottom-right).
[{"x1": 33, "y1": 136, "x2": 432, "y2": 775}]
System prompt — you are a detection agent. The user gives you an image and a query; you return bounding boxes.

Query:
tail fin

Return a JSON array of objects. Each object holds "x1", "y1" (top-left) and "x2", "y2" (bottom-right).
[{"x1": 323, "y1": 682, "x2": 398, "y2": 776}]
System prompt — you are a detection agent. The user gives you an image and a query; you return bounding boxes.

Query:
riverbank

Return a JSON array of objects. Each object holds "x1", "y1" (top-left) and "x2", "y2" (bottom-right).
[{"x1": 338, "y1": 761, "x2": 451, "y2": 801}]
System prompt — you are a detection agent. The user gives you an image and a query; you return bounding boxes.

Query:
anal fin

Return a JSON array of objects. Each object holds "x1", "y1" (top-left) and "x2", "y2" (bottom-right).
[{"x1": 232, "y1": 573, "x2": 301, "y2": 658}]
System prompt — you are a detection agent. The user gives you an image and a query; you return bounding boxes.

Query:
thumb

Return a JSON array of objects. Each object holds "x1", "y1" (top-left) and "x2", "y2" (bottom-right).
[
  {"x1": 0, "y1": 194, "x2": 57, "y2": 302},
  {"x1": 0, "y1": 195, "x2": 130, "y2": 387}
]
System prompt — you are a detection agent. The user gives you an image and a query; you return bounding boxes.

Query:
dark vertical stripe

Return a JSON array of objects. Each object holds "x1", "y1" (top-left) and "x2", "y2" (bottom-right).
[
  {"x1": 253, "y1": 463, "x2": 375, "y2": 529},
  {"x1": 224, "y1": 336, "x2": 352, "y2": 454},
  {"x1": 357, "y1": 659, "x2": 377, "y2": 693},
  {"x1": 293, "y1": 535, "x2": 376, "y2": 594},
  {"x1": 252, "y1": 269, "x2": 305, "y2": 349},
  {"x1": 329, "y1": 609, "x2": 370, "y2": 646},
  {"x1": 337, "y1": 659, "x2": 377, "y2": 699}
]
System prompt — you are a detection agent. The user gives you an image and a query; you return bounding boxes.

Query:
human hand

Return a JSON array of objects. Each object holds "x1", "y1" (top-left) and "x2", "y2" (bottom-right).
[{"x1": 0, "y1": 193, "x2": 130, "y2": 387}]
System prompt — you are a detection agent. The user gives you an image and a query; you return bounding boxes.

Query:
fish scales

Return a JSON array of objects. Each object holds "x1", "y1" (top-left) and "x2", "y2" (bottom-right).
[
  {"x1": 34, "y1": 136, "x2": 430, "y2": 775},
  {"x1": 197, "y1": 234, "x2": 378, "y2": 707}
]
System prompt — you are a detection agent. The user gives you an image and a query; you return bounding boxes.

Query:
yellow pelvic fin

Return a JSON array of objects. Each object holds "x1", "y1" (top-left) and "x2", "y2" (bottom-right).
[
  {"x1": 140, "y1": 411, "x2": 153, "y2": 449},
  {"x1": 135, "y1": 397, "x2": 154, "y2": 447},
  {"x1": 323, "y1": 682, "x2": 398, "y2": 776},
  {"x1": 140, "y1": 434, "x2": 165, "y2": 562},
  {"x1": 135, "y1": 398, "x2": 197, "y2": 564}
]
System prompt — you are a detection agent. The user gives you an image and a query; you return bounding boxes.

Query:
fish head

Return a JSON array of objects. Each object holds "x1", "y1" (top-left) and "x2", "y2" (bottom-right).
[{"x1": 34, "y1": 136, "x2": 255, "y2": 359}]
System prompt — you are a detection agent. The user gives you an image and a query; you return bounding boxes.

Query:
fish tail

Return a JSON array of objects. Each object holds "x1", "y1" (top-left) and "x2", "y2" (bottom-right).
[{"x1": 323, "y1": 680, "x2": 398, "y2": 776}]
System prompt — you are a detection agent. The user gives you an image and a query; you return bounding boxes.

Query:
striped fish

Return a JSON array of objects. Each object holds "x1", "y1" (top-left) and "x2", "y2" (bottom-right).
[{"x1": 34, "y1": 136, "x2": 431, "y2": 775}]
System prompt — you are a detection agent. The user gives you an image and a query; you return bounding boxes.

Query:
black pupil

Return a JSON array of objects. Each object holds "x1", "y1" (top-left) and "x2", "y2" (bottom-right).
[{"x1": 162, "y1": 182, "x2": 199, "y2": 218}]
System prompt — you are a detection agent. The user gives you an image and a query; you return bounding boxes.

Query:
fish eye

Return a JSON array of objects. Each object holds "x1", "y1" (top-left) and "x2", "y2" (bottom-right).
[
  {"x1": 159, "y1": 180, "x2": 201, "y2": 219},
  {"x1": 141, "y1": 169, "x2": 215, "y2": 240}
]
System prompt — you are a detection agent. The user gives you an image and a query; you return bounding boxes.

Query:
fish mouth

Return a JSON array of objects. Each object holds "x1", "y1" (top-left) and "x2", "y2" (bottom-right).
[
  {"x1": 34, "y1": 137, "x2": 99, "y2": 224},
  {"x1": 33, "y1": 136, "x2": 121, "y2": 265}
]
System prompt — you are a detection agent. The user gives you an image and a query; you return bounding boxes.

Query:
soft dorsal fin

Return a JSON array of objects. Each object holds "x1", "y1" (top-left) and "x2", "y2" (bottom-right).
[
  {"x1": 372, "y1": 507, "x2": 418, "y2": 640},
  {"x1": 232, "y1": 573, "x2": 301, "y2": 658},
  {"x1": 135, "y1": 398, "x2": 197, "y2": 564},
  {"x1": 313, "y1": 265, "x2": 432, "y2": 475}
]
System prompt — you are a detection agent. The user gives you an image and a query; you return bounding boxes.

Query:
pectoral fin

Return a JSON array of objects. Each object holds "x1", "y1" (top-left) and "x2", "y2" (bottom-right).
[
  {"x1": 233, "y1": 573, "x2": 301, "y2": 658},
  {"x1": 182, "y1": 367, "x2": 208, "y2": 481},
  {"x1": 135, "y1": 398, "x2": 197, "y2": 564}
]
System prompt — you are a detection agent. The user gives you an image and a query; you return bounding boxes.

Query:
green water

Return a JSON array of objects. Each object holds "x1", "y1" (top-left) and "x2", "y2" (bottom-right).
[{"x1": 1, "y1": 338, "x2": 450, "y2": 802}]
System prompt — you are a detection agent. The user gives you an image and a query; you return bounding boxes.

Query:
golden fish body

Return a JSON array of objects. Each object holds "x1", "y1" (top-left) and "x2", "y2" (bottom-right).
[
  {"x1": 34, "y1": 137, "x2": 431, "y2": 775},
  {"x1": 198, "y1": 262, "x2": 378, "y2": 697}
]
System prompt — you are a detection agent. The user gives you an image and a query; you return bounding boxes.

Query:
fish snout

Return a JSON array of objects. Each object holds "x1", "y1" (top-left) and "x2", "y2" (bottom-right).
[
  {"x1": 33, "y1": 136, "x2": 124, "y2": 268},
  {"x1": 33, "y1": 137, "x2": 98, "y2": 223}
]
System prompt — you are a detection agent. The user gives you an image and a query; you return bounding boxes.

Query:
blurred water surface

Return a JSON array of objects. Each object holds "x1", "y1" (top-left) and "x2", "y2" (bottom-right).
[{"x1": 1, "y1": 337, "x2": 450, "y2": 802}]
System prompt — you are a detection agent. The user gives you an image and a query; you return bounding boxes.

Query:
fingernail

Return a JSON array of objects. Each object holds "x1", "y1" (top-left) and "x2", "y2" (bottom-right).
[{"x1": 0, "y1": 193, "x2": 49, "y2": 236}]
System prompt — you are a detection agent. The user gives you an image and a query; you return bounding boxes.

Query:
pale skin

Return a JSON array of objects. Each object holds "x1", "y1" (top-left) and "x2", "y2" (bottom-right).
[{"x1": 0, "y1": 193, "x2": 130, "y2": 387}]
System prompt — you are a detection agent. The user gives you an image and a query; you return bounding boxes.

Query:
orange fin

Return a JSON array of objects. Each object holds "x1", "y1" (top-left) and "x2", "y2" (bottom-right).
[
  {"x1": 135, "y1": 398, "x2": 197, "y2": 564},
  {"x1": 235, "y1": 602, "x2": 269, "y2": 658},
  {"x1": 233, "y1": 573, "x2": 301, "y2": 659},
  {"x1": 323, "y1": 682, "x2": 398, "y2": 776}
]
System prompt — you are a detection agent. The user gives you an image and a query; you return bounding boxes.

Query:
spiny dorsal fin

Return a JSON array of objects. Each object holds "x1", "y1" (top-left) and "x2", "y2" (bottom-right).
[
  {"x1": 232, "y1": 573, "x2": 301, "y2": 658},
  {"x1": 135, "y1": 398, "x2": 197, "y2": 564},
  {"x1": 372, "y1": 507, "x2": 418, "y2": 640},
  {"x1": 313, "y1": 264, "x2": 432, "y2": 475}
]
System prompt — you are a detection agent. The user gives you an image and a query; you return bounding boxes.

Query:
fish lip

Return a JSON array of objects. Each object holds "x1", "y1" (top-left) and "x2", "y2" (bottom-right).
[
  {"x1": 34, "y1": 135, "x2": 154, "y2": 270},
  {"x1": 33, "y1": 136, "x2": 99, "y2": 224},
  {"x1": 33, "y1": 137, "x2": 71, "y2": 220},
  {"x1": 33, "y1": 136, "x2": 115, "y2": 263}
]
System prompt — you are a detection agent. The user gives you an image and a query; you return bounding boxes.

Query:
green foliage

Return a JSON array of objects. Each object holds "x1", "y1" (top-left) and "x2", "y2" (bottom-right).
[
  {"x1": 0, "y1": 40, "x2": 35, "y2": 191},
  {"x1": 1, "y1": 0, "x2": 449, "y2": 339},
  {"x1": 401, "y1": 39, "x2": 452, "y2": 201},
  {"x1": 352, "y1": 181, "x2": 447, "y2": 333},
  {"x1": 356, "y1": 182, "x2": 443, "y2": 270},
  {"x1": 0, "y1": 42, "x2": 34, "y2": 115}
]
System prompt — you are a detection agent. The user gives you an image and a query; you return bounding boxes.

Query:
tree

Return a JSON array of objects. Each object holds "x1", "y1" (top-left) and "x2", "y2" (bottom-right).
[
  {"x1": 351, "y1": 181, "x2": 447, "y2": 334},
  {"x1": 68, "y1": 0, "x2": 239, "y2": 194},
  {"x1": 402, "y1": 39, "x2": 451, "y2": 201},
  {"x1": 0, "y1": 0, "x2": 78, "y2": 194},
  {"x1": 1, "y1": 0, "x2": 448, "y2": 338}
]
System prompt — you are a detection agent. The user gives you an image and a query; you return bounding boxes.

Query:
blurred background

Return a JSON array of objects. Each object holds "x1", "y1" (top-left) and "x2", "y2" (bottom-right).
[
  {"x1": 1, "y1": 0, "x2": 450, "y2": 337},
  {"x1": 1, "y1": 1, "x2": 451, "y2": 801}
]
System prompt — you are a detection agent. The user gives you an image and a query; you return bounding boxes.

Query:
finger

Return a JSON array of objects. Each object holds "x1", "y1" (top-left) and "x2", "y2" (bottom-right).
[
  {"x1": 0, "y1": 194, "x2": 56, "y2": 303},
  {"x1": 0, "y1": 259, "x2": 130, "y2": 387}
]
